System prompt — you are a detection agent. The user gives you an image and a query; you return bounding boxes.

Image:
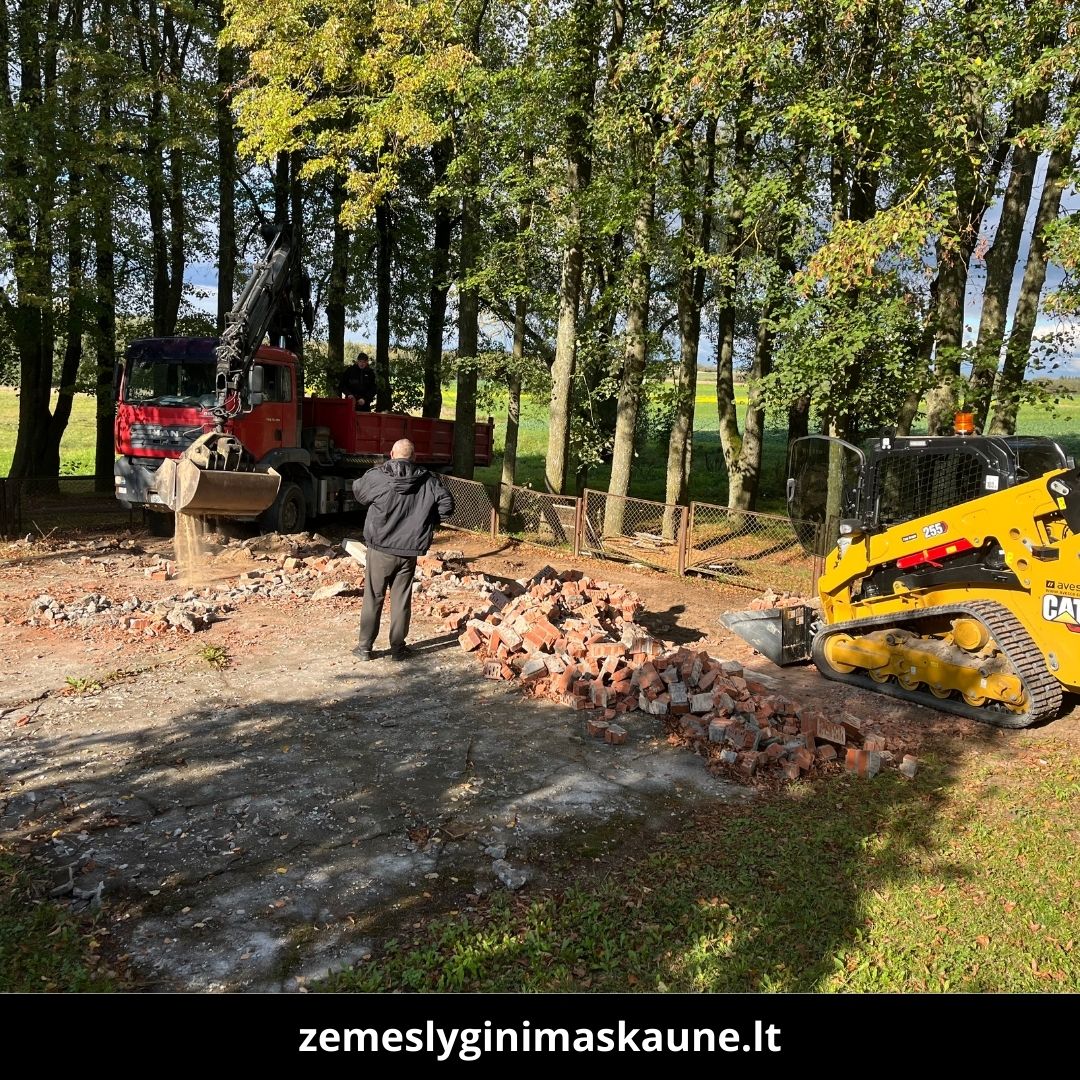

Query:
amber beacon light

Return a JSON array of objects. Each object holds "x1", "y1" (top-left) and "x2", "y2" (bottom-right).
[{"x1": 953, "y1": 411, "x2": 975, "y2": 435}]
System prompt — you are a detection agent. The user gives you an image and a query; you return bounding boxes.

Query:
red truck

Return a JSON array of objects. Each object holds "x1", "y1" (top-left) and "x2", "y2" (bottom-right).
[{"x1": 114, "y1": 229, "x2": 493, "y2": 533}]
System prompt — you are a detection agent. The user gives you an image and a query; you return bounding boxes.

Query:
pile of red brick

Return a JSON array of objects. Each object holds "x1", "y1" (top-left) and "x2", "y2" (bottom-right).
[{"x1": 453, "y1": 565, "x2": 907, "y2": 782}]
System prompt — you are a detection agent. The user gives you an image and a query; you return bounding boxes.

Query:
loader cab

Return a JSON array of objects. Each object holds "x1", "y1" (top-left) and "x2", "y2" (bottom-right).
[{"x1": 787, "y1": 432, "x2": 1071, "y2": 556}]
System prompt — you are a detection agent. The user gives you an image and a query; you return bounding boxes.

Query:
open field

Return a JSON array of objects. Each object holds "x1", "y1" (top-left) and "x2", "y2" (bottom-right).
[{"x1": 3, "y1": 384, "x2": 1079, "y2": 512}]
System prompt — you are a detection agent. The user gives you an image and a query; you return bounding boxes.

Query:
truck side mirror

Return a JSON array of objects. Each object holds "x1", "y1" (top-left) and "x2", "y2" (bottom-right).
[
  {"x1": 249, "y1": 364, "x2": 265, "y2": 407},
  {"x1": 113, "y1": 363, "x2": 123, "y2": 401}
]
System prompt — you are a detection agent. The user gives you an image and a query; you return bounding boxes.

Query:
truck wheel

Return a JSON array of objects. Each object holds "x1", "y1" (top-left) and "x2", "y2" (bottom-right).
[{"x1": 261, "y1": 481, "x2": 306, "y2": 535}]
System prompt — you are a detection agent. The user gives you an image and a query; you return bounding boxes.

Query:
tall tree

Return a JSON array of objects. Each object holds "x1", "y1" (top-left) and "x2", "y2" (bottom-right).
[
  {"x1": 989, "y1": 115, "x2": 1073, "y2": 433},
  {"x1": 2, "y1": 0, "x2": 63, "y2": 480},
  {"x1": 216, "y1": 0, "x2": 237, "y2": 329},
  {"x1": 93, "y1": 0, "x2": 117, "y2": 490},
  {"x1": 545, "y1": 0, "x2": 600, "y2": 494},
  {"x1": 664, "y1": 118, "x2": 715, "y2": 521},
  {"x1": 605, "y1": 163, "x2": 655, "y2": 532}
]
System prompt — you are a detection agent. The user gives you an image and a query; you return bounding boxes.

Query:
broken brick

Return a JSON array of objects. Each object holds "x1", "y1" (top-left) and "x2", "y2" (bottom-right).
[
  {"x1": 815, "y1": 718, "x2": 847, "y2": 747},
  {"x1": 845, "y1": 748, "x2": 882, "y2": 778}
]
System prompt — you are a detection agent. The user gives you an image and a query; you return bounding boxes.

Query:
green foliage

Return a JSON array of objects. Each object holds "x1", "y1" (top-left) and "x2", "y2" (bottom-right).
[
  {"x1": 764, "y1": 289, "x2": 925, "y2": 437},
  {"x1": 222, "y1": 0, "x2": 479, "y2": 222}
]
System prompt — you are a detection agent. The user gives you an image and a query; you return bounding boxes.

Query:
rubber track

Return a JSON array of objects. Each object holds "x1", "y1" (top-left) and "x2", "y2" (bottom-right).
[{"x1": 812, "y1": 599, "x2": 1062, "y2": 729}]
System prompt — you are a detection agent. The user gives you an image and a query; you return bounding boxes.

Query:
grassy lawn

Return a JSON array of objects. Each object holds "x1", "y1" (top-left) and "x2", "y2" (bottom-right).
[
  {"x1": 0, "y1": 851, "x2": 120, "y2": 992},
  {"x1": 325, "y1": 733, "x2": 1080, "y2": 993},
  {"x1": 0, "y1": 389, "x2": 98, "y2": 477},
  {"x1": 3, "y1": 382, "x2": 1078, "y2": 510}
]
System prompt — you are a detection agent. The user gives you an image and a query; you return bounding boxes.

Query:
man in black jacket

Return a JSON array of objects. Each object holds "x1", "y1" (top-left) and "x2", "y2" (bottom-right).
[
  {"x1": 337, "y1": 352, "x2": 378, "y2": 411},
  {"x1": 352, "y1": 439, "x2": 455, "y2": 661}
]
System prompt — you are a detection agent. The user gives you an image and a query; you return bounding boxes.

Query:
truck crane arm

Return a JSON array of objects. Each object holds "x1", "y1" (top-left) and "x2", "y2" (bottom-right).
[
  {"x1": 213, "y1": 224, "x2": 310, "y2": 425},
  {"x1": 156, "y1": 225, "x2": 312, "y2": 518}
]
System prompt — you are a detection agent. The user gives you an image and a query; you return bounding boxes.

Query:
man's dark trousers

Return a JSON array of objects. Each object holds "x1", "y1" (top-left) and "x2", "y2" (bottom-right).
[{"x1": 357, "y1": 548, "x2": 416, "y2": 652}]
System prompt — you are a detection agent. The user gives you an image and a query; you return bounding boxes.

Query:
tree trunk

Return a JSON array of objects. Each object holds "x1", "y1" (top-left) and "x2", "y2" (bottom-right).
[
  {"x1": 216, "y1": 13, "x2": 236, "y2": 331},
  {"x1": 989, "y1": 141, "x2": 1070, "y2": 435},
  {"x1": 926, "y1": 76, "x2": 1013, "y2": 435},
  {"x1": 715, "y1": 93, "x2": 754, "y2": 505},
  {"x1": 94, "y1": 0, "x2": 117, "y2": 492},
  {"x1": 375, "y1": 202, "x2": 393, "y2": 411},
  {"x1": 499, "y1": 298, "x2": 526, "y2": 527},
  {"x1": 664, "y1": 118, "x2": 715, "y2": 534},
  {"x1": 545, "y1": 2, "x2": 598, "y2": 494},
  {"x1": 423, "y1": 139, "x2": 452, "y2": 418},
  {"x1": 787, "y1": 396, "x2": 810, "y2": 443},
  {"x1": 46, "y1": 33, "x2": 85, "y2": 477},
  {"x1": 966, "y1": 101, "x2": 1049, "y2": 430},
  {"x1": 146, "y1": 0, "x2": 168, "y2": 336},
  {"x1": 727, "y1": 309, "x2": 775, "y2": 511},
  {"x1": 289, "y1": 149, "x2": 304, "y2": 367},
  {"x1": 327, "y1": 173, "x2": 349, "y2": 371},
  {"x1": 274, "y1": 151, "x2": 289, "y2": 224},
  {"x1": 162, "y1": 6, "x2": 184, "y2": 335},
  {"x1": 605, "y1": 176, "x2": 654, "y2": 535},
  {"x1": 499, "y1": 151, "x2": 534, "y2": 525},
  {"x1": 4, "y1": 0, "x2": 64, "y2": 481},
  {"x1": 452, "y1": 185, "x2": 480, "y2": 477}
]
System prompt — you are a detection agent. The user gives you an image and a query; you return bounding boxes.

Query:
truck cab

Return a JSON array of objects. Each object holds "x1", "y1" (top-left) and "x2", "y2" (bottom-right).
[{"x1": 114, "y1": 337, "x2": 301, "y2": 512}]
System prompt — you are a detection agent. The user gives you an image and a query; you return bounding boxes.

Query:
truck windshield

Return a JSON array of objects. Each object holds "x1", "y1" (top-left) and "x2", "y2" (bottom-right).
[{"x1": 125, "y1": 357, "x2": 216, "y2": 407}]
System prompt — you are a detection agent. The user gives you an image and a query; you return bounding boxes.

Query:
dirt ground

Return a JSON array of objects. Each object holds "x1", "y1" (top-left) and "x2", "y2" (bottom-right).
[{"x1": 1, "y1": 523, "x2": 1077, "y2": 991}]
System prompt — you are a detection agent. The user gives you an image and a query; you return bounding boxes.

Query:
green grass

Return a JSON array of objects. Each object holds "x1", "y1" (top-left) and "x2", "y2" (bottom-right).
[
  {"x1": 324, "y1": 735, "x2": 1080, "y2": 993},
  {"x1": 0, "y1": 852, "x2": 120, "y2": 992},
  {"x1": 3, "y1": 384, "x2": 1078, "y2": 513},
  {"x1": 0, "y1": 389, "x2": 97, "y2": 476}
]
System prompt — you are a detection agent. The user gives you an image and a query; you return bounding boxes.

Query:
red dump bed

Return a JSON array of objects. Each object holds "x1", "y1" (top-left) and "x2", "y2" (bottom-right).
[{"x1": 302, "y1": 398, "x2": 493, "y2": 466}]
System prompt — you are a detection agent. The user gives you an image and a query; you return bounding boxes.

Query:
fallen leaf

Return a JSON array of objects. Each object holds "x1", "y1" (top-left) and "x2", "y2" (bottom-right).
[{"x1": 975, "y1": 935, "x2": 990, "y2": 948}]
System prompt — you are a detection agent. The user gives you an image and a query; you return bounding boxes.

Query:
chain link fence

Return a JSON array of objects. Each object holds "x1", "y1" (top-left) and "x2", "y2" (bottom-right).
[
  {"x1": 436, "y1": 473, "x2": 498, "y2": 538},
  {"x1": 685, "y1": 500, "x2": 821, "y2": 596},
  {"x1": 0, "y1": 476, "x2": 136, "y2": 539},
  {"x1": 497, "y1": 484, "x2": 579, "y2": 551},
  {"x1": 1, "y1": 468, "x2": 823, "y2": 599},
  {"x1": 579, "y1": 489, "x2": 688, "y2": 574}
]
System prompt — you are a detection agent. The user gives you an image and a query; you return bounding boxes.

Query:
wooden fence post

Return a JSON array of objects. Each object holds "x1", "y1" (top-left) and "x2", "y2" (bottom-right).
[{"x1": 677, "y1": 504, "x2": 689, "y2": 576}]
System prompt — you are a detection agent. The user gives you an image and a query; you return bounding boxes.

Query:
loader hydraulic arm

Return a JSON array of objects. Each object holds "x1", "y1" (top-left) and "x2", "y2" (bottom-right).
[{"x1": 212, "y1": 225, "x2": 309, "y2": 426}]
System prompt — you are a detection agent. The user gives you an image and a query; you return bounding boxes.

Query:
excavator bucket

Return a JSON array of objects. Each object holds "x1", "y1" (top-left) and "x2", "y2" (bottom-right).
[
  {"x1": 720, "y1": 605, "x2": 818, "y2": 667},
  {"x1": 155, "y1": 456, "x2": 281, "y2": 518}
]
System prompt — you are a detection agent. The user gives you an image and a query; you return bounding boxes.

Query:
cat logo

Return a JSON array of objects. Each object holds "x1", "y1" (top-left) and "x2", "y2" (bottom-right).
[{"x1": 1042, "y1": 593, "x2": 1080, "y2": 633}]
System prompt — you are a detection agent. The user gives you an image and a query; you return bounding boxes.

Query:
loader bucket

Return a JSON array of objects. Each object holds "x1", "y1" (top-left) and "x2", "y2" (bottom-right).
[
  {"x1": 155, "y1": 457, "x2": 281, "y2": 518},
  {"x1": 720, "y1": 605, "x2": 817, "y2": 667}
]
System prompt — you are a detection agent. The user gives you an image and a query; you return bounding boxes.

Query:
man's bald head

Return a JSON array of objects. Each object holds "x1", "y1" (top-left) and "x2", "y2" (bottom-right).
[{"x1": 390, "y1": 439, "x2": 415, "y2": 461}]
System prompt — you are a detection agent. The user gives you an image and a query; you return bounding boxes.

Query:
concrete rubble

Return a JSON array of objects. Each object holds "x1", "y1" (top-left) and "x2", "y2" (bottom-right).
[{"x1": 20, "y1": 532, "x2": 365, "y2": 637}]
